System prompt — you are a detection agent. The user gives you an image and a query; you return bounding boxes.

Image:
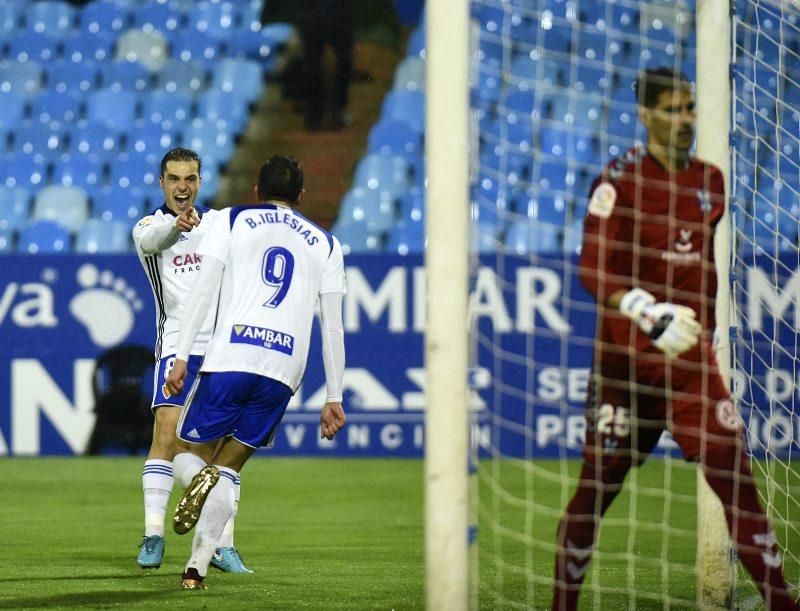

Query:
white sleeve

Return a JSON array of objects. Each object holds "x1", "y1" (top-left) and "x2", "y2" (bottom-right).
[
  {"x1": 175, "y1": 255, "x2": 225, "y2": 360},
  {"x1": 133, "y1": 216, "x2": 182, "y2": 254},
  {"x1": 319, "y1": 291, "x2": 345, "y2": 402}
]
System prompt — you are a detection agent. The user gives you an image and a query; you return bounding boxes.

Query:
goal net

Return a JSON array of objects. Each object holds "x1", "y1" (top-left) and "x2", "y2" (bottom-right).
[{"x1": 466, "y1": 0, "x2": 800, "y2": 608}]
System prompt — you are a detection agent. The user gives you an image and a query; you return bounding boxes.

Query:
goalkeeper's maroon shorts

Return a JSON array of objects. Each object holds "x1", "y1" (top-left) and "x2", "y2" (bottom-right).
[{"x1": 583, "y1": 338, "x2": 743, "y2": 465}]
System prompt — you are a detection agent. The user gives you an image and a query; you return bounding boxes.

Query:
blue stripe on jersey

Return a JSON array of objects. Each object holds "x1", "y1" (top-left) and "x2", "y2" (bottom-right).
[
  {"x1": 229, "y1": 203, "x2": 335, "y2": 256},
  {"x1": 144, "y1": 254, "x2": 166, "y2": 359}
]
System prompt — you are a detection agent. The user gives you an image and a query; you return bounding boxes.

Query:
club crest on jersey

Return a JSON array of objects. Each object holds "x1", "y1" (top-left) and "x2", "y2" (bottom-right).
[
  {"x1": 715, "y1": 399, "x2": 742, "y2": 432},
  {"x1": 697, "y1": 189, "x2": 712, "y2": 213},
  {"x1": 230, "y1": 324, "x2": 294, "y2": 355},
  {"x1": 675, "y1": 229, "x2": 693, "y2": 253},
  {"x1": 588, "y1": 182, "x2": 616, "y2": 219}
]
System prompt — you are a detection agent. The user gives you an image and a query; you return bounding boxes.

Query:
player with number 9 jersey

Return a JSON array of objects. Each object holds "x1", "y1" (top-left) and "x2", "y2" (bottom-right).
[{"x1": 197, "y1": 203, "x2": 346, "y2": 391}]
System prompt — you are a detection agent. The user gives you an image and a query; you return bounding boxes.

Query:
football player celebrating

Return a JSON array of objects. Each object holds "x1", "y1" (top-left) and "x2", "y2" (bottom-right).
[{"x1": 132, "y1": 148, "x2": 250, "y2": 573}]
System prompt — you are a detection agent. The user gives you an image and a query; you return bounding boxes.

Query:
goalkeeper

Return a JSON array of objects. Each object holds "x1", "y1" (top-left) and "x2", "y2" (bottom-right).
[{"x1": 552, "y1": 67, "x2": 797, "y2": 610}]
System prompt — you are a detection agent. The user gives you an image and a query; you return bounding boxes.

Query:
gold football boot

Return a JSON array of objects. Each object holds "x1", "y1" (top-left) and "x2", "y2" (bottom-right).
[{"x1": 173, "y1": 465, "x2": 220, "y2": 535}]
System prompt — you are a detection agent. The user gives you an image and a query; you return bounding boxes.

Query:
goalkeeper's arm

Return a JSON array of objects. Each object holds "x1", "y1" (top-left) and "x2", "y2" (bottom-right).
[{"x1": 614, "y1": 288, "x2": 702, "y2": 359}]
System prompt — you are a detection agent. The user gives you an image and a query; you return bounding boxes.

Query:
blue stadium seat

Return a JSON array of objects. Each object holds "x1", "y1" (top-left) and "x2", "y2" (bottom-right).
[
  {"x1": 533, "y1": 159, "x2": 577, "y2": 194},
  {"x1": 133, "y1": 0, "x2": 184, "y2": 34},
  {"x1": 141, "y1": 90, "x2": 193, "y2": 130},
  {"x1": 157, "y1": 58, "x2": 208, "y2": 95},
  {"x1": 45, "y1": 59, "x2": 99, "y2": 94},
  {"x1": 186, "y1": 1, "x2": 237, "y2": 42},
  {"x1": 504, "y1": 219, "x2": 560, "y2": 254},
  {"x1": 405, "y1": 25, "x2": 425, "y2": 59},
  {"x1": 108, "y1": 154, "x2": 158, "y2": 193},
  {"x1": 68, "y1": 123, "x2": 124, "y2": 163},
  {"x1": 386, "y1": 219, "x2": 424, "y2": 255},
  {"x1": 397, "y1": 190, "x2": 424, "y2": 223},
  {"x1": 509, "y1": 52, "x2": 563, "y2": 89},
  {"x1": 209, "y1": 58, "x2": 263, "y2": 103},
  {"x1": 548, "y1": 93, "x2": 603, "y2": 128},
  {"x1": 99, "y1": 59, "x2": 152, "y2": 93},
  {"x1": 169, "y1": 30, "x2": 222, "y2": 64},
  {"x1": 18, "y1": 219, "x2": 71, "y2": 254},
  {"x1": 393, "y1": 56, "x2": 425, "y2": 91},
  {"x1": 224, "y1": 27, "x2": 283, "y2": 73},
  {"x1": 0, "y1": 60, "x2": 43, "y2": 98},
  {"x1": 367, "y1": 120, "x2": 421, "y2": 158},
  {"x1": 563, "y1": 218, "x2": 584, "y2": 255},
  {"x1": 27, "y1": 1, "x2": 76, "y2": 40},
  {"x1": 0, "y1": 226, "x2": 14, "y2": 252},
  {"x1": 7, "y1": 31, "x2": 61, "y2": 64},
  {"x1": 128, "y1": 127, "x2": 180, "y2": 166},
  {"x1": 571, "y1": 63, "x2": 610, "y2": 95},
  {"x1": 539, "y1": 125, "x2": 596, "y2": 163},
  {"x1": 471, "y1": 65, "x2": 502, "y2": 110},
  {"x1": 62, "y1": 30, "x2": 115, "y2": 63},
  {"x1": 0, "y1": 91, "x2": 27, "y2": 129},
  {"x1": 500, "y1": 88, "x2": 544, "y2": 124},
  {"x1": 353, "y1": 154, "x2": 410, "y2": 199},
  {"x1": 575, "y1": 26, "x2": 607, "y2": 62},
  {"x1": 74, "y1": 218, "x2": 131, "y2": 253},
  {"x1": 515, "y1": 191, "x2": 568, "y2": 227},
  {"x1": 79, "y1": 0, "x2": 131, "y2": 36},
  {"x1": 0, "y1": 185, "x2": 31, "y2": 232},
  {"x1": 196, "y1": 89, "x2": 250, "y2": 132},
  {"x1": 331, "y1": 218, "x2": 382, "y2": 254},
  {"x1": 12, "y1": 124, "x2": 65, "y2": 162},
  {"x1": 471, "y1": 221, "x2": 500, "y2": 254},
  {"x1": 0, "y1": 155, "x2": 48, "y2": 189},
  {"x1": 91, "y1": 185, "x2": 145, "y2": 228},
  {"x1": 380, "y1": 89, "x2": 425, "y2": 133},
  {"x1": 33, "y1": 185, "x2": 90, "y2": 233},
  {"x1": 115, "y1": 28, "x2": 168, "y2": 72},
  {"x1": 28, "y1": 90, "x2": 82, "y2": 129},
  {"x1": 0, "y1": 3, "x2": 23, "y2": 36},
  {"x1": 471, "y1": 174, "x2": 512, "y2": 229},
  {"x1": 338, "y1": 187, "x2": 396, "y2": 233},
  {"x1": 181, "y1": 119, "x2": 235, "y2": 160},
  {"x1": 605, "y1": 107, "x2": 639, "y2": 141},
  {"x1": 86, "y1": 89, "x2": 139, "y2": 128},
  {"x1": 51, "y1": 154, "x2": 106, "y2": 190}
]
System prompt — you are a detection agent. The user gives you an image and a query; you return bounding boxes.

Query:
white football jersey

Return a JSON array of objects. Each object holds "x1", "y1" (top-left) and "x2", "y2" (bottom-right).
[
  {"x1": 132, "y1": 204, "x2": 220, "y2": 360},
  {"x1": 198, "y1": 204, "x2": 346, "y2": 392}
]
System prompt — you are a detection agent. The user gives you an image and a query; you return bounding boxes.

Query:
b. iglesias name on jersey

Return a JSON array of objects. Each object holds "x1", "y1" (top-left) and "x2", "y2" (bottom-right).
[{"x1": 242, "y1": 210, "x2": 320, "y2": 246}]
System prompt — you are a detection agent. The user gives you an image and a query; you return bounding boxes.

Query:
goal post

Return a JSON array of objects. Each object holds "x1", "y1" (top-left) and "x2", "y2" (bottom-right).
[
  {"x1": 695, "y1": 0, "x2": 734, "y2": 607},
  {"x1": 424, "y1": 0, "x2": 471, "y2": 609}
]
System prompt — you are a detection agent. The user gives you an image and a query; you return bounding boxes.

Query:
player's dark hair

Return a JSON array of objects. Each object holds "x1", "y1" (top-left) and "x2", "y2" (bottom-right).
[
  {"x1": 160, "y1": 147, "x2": 202, "y2": 178},
  {"x1": 635, "y1": 67, "x2": 691, "y2": 108},
  {"x1": 257, "y1": 155, "x2": 304, "y2": 204}
]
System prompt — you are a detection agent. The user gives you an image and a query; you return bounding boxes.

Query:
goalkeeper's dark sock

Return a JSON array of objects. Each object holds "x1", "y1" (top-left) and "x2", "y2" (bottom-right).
[
  {"x1": 703, "y1": 445, "x2": 798, "y2": 610},
  {"x1": 552, "y1": 461, "x2": 627, "y2": 611}
]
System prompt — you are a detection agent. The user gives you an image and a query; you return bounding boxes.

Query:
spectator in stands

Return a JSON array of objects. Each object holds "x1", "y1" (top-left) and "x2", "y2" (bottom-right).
[
  {"x1": 131, "y1": 147, "x2": 251, "y2": 575},
  {"x1": 551, "y1": 67, "x2": 798, "y2": 610},
  {"x1": 263, "y1": 0, "x2": 355, "y2": 131}
]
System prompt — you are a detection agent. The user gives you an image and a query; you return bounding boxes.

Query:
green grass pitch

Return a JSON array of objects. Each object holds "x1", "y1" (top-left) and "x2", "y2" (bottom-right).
[{"x1": 0, "y1": 458, "x2": 795, "y2": 609}]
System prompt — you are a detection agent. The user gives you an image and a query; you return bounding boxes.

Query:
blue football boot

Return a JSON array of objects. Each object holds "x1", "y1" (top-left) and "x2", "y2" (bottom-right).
[
  {"x1": 137, "y1": 535, "x2": 165, "y2": 569},
  {"x1": 210, "y1": 547, "x2": 253, "y2": 573}
]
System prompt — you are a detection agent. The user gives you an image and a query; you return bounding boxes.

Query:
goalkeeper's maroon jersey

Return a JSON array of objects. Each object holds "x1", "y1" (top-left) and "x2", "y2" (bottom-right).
[{"x1": 579, "y1": 145, "x2": 725, "y2": 364}]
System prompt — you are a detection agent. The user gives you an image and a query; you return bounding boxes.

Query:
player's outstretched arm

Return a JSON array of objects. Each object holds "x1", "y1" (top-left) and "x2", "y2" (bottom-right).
[
  {"x1": 619, "y1": 288, "x2": 702, "y2": 359},
  {"x1": 134, "y1": 207, "x2": 200, "y2": 254}
]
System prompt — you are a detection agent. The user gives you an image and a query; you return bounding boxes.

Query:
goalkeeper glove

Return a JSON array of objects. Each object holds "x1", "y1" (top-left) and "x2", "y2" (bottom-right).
[{"x1": 619, "y1": 288, "x2": 702, "y2": 359}]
